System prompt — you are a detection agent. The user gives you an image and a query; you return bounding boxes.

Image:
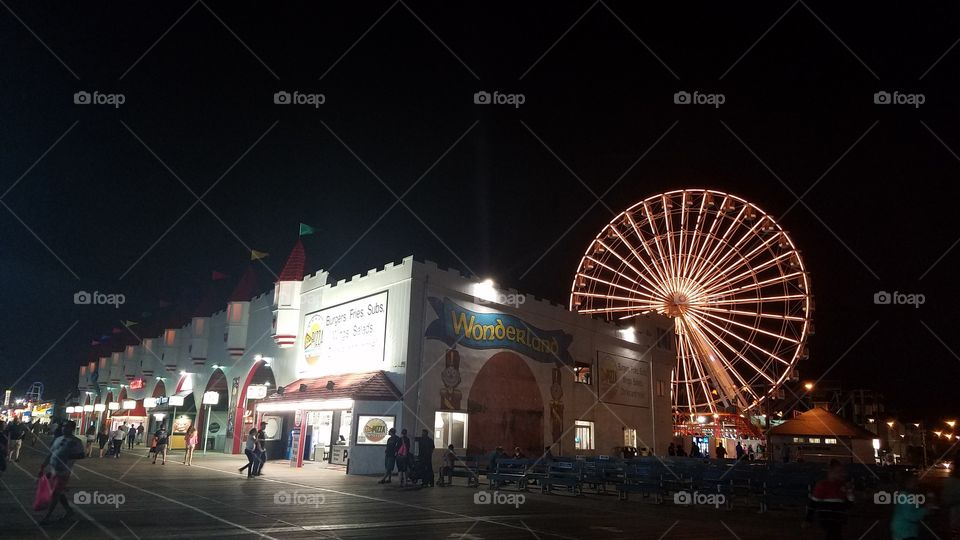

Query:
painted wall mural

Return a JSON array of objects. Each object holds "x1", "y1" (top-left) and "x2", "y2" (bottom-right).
[{"x1": 440, "y1": 348, "x2": 463, "y2": 410}]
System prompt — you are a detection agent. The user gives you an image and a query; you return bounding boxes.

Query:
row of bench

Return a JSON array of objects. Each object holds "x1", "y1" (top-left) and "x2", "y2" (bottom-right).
[{"x1": 440, "y1": 455, "x2": 903, "y2": 510}]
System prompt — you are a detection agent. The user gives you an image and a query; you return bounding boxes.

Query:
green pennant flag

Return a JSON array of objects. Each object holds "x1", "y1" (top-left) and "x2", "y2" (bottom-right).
[{"x1": 299, "y1": 223, "x2": 315, "y2": 236}]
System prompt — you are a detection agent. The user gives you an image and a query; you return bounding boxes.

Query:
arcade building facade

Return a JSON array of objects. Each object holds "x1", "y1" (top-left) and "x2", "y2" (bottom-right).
[{"x1": 73, "y1": 249, "x2": 675, "y2": 474}]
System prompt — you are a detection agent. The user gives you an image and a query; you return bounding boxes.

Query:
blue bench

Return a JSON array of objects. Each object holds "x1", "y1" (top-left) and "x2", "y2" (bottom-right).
[
  {"x1": 437, "y1": 455, "x2": 480, "y2": 488},
  {"x1": 488, "y1": 459, "x2": 529, "y2": 490},
  {"x1": 581, "y1": 458, "x2": 625, "y2": 494},
  {"x1": 617, "y1": 463, "x2": 665, "y2": 502},
  {"x1": 760, "y1": 468, "x2": 815, "y2": 512},
  {"x1": 541, "y1": 460, "x2": 583, "y2": 495}
]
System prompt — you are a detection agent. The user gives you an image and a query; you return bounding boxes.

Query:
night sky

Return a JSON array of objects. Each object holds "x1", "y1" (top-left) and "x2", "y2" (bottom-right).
[{"x1": 1, "y1": 2, "x2": 957, "y2": 422}]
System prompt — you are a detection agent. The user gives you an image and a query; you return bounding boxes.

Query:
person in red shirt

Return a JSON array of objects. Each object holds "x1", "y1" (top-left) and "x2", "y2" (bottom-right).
[{"x1": 806, "y1": 460, "x2": 854, "y2": 540}]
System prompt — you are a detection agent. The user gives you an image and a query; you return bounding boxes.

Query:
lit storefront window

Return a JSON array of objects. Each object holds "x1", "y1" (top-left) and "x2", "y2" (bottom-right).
[
  {"x1": 623, "y1": 428, "x2": 637, "y2": 447},
  {"x1": 575, "y1": 420, "x2": 594, "y2": 450},
  {"x1": 434, "y1": 412, "x2": 468, "y2": 448},
  {"x1": 574, "y1": 363, "x2": 592, "y2": 384}
]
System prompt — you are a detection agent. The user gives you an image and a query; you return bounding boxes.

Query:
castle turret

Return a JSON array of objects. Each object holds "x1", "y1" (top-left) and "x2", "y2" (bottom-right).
[
  {"x1": 225, "y1": 266, "x2": 257, "y2": 359},
  {"x1": 272, "y1": 239, "x2": 306, "y2": 348}
]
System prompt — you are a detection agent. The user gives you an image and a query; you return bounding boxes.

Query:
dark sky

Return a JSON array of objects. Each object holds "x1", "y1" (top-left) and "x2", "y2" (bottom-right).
[{"x1": 1, "y1": 2, "x2": 958, "y2": 422}]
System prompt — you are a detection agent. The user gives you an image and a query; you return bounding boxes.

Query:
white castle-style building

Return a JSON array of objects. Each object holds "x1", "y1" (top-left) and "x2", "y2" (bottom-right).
[{"x1": 74, "y1": 244, "x2": 675, "y2": 474}]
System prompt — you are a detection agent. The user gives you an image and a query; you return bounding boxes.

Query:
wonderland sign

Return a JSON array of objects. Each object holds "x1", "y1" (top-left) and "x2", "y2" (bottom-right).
[{"x1": 425, "y1": 297, "x2": 574, "y2": 365}]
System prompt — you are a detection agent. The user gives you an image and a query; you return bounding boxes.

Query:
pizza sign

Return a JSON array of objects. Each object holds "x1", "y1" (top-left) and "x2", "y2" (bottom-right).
[{"x1": 356, "y1": 415, "x2": 394, "y2": 445}]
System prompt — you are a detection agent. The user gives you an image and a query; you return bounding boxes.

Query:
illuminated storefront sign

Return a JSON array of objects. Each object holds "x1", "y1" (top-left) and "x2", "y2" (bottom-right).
[
  {"x1": 129, "y1": 378, "x2": 144, "y2": 390},
  {"x1": 247, "y1": 385, "x2": 268, "y2": 399},
  {"x1": 425, "y1": 297, "x2": 574, "y2": 365},
  {"x1": 356, "y1": 415, "x2": 394, "y2": 445},
  {"x1": 299, "y1": 291, "x2": 388, "y2": 375}
]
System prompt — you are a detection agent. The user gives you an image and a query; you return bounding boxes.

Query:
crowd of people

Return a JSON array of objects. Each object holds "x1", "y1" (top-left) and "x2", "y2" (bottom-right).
[
  {"x1": 81, "y1": 422, "x2": 145, "y2": 459},
  {"x1": 666, "y1": 440, "x2": 761, "y2": 460}
]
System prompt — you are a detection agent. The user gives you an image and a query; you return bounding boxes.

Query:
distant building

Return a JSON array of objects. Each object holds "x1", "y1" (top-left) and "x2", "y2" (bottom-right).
[{"x1": 767, "y1": 407, "x2": 878, "y2": 464}]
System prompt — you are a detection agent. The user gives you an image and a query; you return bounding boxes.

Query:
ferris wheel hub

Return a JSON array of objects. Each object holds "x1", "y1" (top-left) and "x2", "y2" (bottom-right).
[{"x1": 662, "y1": 292, "x2": 691, "y2": 317}]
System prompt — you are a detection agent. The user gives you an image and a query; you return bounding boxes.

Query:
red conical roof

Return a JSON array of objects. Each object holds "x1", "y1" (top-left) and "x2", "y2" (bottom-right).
[
  {"x1": 229, "y1": 266, "x2": 258, "y2": 302},
  {"x1": 277, "y1": 239, "x2": 307, "y2": 282}
]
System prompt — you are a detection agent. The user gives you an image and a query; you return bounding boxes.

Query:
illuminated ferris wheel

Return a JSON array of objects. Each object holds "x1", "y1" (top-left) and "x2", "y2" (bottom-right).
[{"x1": 570, "y1": 189, "x2": 812, "y2": 417}]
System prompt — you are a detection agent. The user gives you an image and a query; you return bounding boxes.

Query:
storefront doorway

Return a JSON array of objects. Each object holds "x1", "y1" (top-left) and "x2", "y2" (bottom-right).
[
  {"x1": 197, "y1": 370, "x2": 229, "y2": 452},
  {"x1": 303, "y1": 410, "x2": 352, "y2": 465}
]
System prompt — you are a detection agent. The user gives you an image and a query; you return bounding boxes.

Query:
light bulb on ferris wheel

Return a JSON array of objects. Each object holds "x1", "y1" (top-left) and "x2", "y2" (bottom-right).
[{"x1": 570, "y1": 188, "x2": 813, "y2": 418}]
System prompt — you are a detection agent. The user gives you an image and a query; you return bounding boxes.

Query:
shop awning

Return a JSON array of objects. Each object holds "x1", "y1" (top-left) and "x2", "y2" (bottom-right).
[{"x1": 256, "y1": 371, "x2": 400, "y2": 412}]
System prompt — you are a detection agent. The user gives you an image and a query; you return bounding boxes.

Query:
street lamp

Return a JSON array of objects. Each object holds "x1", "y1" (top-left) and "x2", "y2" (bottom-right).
[
  {"x1": 947, "y1": 420, "x2": 956, "y2": 429},
  {"x1": 202, "y1": 391, "x2": 220, "y2": 455},
  {"x1": 803, "y1": 382, "x2": 814, "y2": 391}
]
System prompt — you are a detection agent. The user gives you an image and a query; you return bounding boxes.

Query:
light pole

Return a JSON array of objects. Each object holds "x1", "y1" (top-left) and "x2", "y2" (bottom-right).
[
  {"x1": 912, "y1": 423, "x2": 928, "y2": 469},
  {"x1": 202, "y1": 391, "x2": 220, "y2": 455}
]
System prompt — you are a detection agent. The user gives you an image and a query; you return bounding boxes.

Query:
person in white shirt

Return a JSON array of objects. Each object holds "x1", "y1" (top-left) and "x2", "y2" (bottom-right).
[
  {"x1": 238, "y1": 429, "x2": 259, "y2": 478},
  {"x1": 109, "y1": 427, "x2": 124, "y2": 458}
]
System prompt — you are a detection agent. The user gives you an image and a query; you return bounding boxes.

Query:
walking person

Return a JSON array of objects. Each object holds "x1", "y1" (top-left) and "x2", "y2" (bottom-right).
[
  {"x1": 183, "y1": 426, "x2": 198, "y2": 466},
  {"x1": 378, "y1": 428, "x2": 400, "y2": 484},
  {"x1": 668, "y1": 442, "x2": 676, "y2": 456},
  {"x1": 84, "y1": 423, "x2": 96, "y2": 457},
  {"x1": 126, "y1": 424, "x2": 136, "y2": 450},
  {"x1": 735, "y1": 441, "x2": 745, "y2": 461},
  {"x1": 239, "y1": 428, "x2": 259, "y2": 478},
  {"x1": 890, "y1": 474, "x2": 931, "y2": 540},
  {"x1": 136, "y1": 423, "x2": 144, "y2": 445},
  {"x1": 0, "y1": 424, "x2": 8, "y2": 475},
  {"x1": 416, "y1": 429, "x2": 435, "y2": 487},
  {"x1": 396, "y1": 429, "x2": 411, "y2": 487},
  {"x1": 151, "y1": 425, "x2": 169, "y2": 464},
  {"x1": 715, "y1": 443, "x2": 727, "y2": 460},
  {"x1": 806, "y1": 460, "x2": 854, "y2": 540},
  {"x1": 96, "y1": 425, "x2": 110, "y2": 458},
  {"x1": 109, "y1": 426, "x2": 124, "y2": 458},
  {"x1": 251, "y1": 421, "x2": 267, "y2": 476},
  {"x1": 747, "y1": 444, "x2": 756, "y2": 461},
  {"x1": 5, "y1": 417, "x2": 25, "y2": 463},
  {"x1": 37, "y1": 420, "x2": 85, "y2": 523}
]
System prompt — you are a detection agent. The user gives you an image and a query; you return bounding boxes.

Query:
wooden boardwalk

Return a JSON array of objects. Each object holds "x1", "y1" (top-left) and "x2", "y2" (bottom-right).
[{"x1": 0, "y1": 437, "x2": 941, "y2": 539}]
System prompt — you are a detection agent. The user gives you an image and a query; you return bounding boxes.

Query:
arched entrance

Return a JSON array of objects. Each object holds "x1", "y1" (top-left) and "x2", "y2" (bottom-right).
[
  {"x1": 197, "y1": 370, "x2": 229, "y2": 452},
  {"x1": 147, "y1": 381, "x2": 167, "y2": 435},
  {"x1": 467, "y1": 352, "x2": 545, "y2": 457},
  {"x1": 230, "y1": 360, "x2": 276, "y2": 454}
]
